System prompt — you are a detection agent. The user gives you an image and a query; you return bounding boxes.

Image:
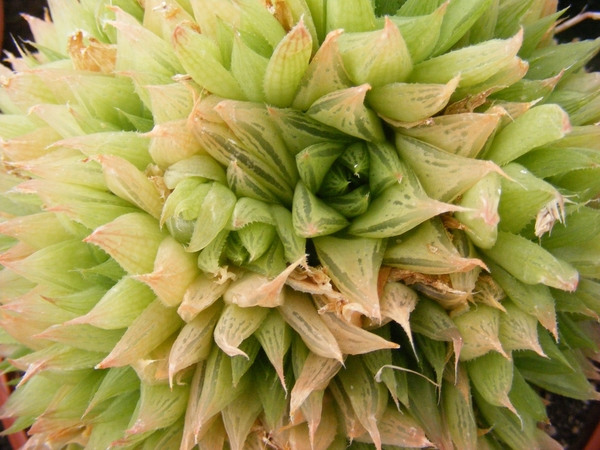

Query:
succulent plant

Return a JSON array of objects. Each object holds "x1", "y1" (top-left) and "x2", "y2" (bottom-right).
[{"x1": 1, "y1": 0, "x2": 600, "y2": 449}]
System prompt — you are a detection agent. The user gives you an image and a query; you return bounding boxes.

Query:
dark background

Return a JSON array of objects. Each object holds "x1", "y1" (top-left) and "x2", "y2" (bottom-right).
[
  {"x1": 557, "y1": 0, "x2": 600, "y2": 71},
  {"x1": 0, "y1": 1, "x2": 599, "y2": 450},
  {"x1": 1, "y1": 0, "x2": 600, "y2": 70}
]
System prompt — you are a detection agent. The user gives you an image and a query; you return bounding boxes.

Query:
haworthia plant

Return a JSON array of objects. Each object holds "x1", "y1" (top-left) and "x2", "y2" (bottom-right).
[{"x1": 0, "y1": 0, "x2": 599, "y2": 449}]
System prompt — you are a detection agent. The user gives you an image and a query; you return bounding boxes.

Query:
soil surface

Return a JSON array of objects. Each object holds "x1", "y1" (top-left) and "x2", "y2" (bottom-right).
[{"x1": 546, "y1": 387, "x2": 600, "y2": 449}]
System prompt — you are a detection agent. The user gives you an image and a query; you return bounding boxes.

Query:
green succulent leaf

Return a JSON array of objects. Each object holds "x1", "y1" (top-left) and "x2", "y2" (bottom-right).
[
  {"x1": 389, "y1": 3, "x2": 447, "y2": 64},
  {"x1": 338, "y1": 17, "x2": 412, "y2": 87},
  {"x1": 306, "y1": 84, "x2": 385, "y2": 141},
  {"x1": 264, "y1": 19, "x2": 313, "y2": 108},
  {"x1": 295, "y1": 142, "x2": 346, "y2": 193},
  {"x1": 348, "y1": 161, "x2": 461, "y2": 238},
  {"x1": 396, "y1": 133, "x2": 505, "y2": 203},
  {"x1": 292, "y1": 181, "x2": 349, "y2": 238},
  {"x1": 368, "y1": 76, "x2": 459, "y2": 124},
  {"x1": 467, "y1": 351, "x2": 517, "y2": 415},
  {"x1": 314, "y1": 234, "x2": 385, "y2": 320},
  {"x1": 411, "y1": 30, "x2": 523, "y2": 87},
  {"x1": 443, "y1": 380, "x2": 478, "y2": 450},
  {"x1": 483, "y1": 104, "x2": 571, "y2": 166},
  {"x1": 326, "y1": 0, "x2": 377, "y2": 33},
  {"x1": 481, "y1": 231, "x2": 579, "y2": 292},
  {"x1": 172, "y1": 22, "x2": 246, "y2": 100}
]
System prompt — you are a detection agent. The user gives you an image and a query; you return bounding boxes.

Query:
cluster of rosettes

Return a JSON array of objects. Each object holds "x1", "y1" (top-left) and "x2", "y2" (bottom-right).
[{"x1": 0, "y1": 0, "x2": 600, "y2": 449}]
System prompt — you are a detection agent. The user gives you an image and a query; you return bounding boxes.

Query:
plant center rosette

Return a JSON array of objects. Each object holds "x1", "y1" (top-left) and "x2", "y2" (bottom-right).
[{"x1": 0, "y1": 0, "x2": 600, "y2": 449}]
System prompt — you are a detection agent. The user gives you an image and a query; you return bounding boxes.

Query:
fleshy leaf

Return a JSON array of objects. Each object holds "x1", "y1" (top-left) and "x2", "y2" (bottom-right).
[
  {"x1": 338, "y1": 17, "x2": 412, "y2": 88},
  {"x1": 168, "y1": 301, "x2": 222, "y2": 385},
  {"x1": 338, "y1": 356, "x2": 388, "y2": 450},
  {"x1": 187, "y1": 182, "x2": 237, "y2": 252},
  {"x1": 481, "y1": 231, "x2": 579, "y2": 292},
  {"x1": 270, "y1": 204, "x2": 307, "y2": 263},
  {"x1": 293, "y1": 30, "x2": 353, "y2": 111},
  {"x1": 467, "y1": 352, "x2": 517, "y2": 416},
  {"x1": 172, "y1": 21, "x2": 245, "y2": 100},
  {"x1": 134, "y1": 236, "x2": 199, "y2": 307},
  {"x1": 84, "y1": 213, "x2": 167, "y2": 275},
  {"x1": 263, "y1": 18, "x2": 312, "y2": 108},
  {"x1": 516, "y1": 147, "x2": 600, "y2": 180},
  {"x1": 254, "y1": 309, "x2": 292, "y2": 389},
  {"x1": 0, "y1": 212, "x2": 74, "y2": 250},
  {"x1": 306, "y1": 84, "x2": 385, "y2": 141},
  {"x1": 365, "y1": 141, "x2": 403, "y2": 197},
  {"x1": 69, "y1": 277, "x2": 155, "y2": 330},
  {"x1": 213, "y1": 304, "x2": 269, "y2": 358},
  {"x1": 348, "y1": 163, "x2": 462, "y2": 238},
  {"x1": 317, "y1": 306, "x2": 399, "y2": 354},
  {"x1": 384, "y1": 219, "x2": 487, "y2": 275},
  {"x1": 396, "y1": 133, "x2": 506, "y2": 203},
  {"x1": 230, "y1": 336, "x2": 262, "y2": 388},
  {"x1": 497, "y1": 163, "x2": 563, "y2": 235},
  {"x1": 97, "y1": 298, "x2": 182, "y2": 369},
  {"x1": 432, "y1": 0, "x2": 495, "y2": 55},
  {"x1": 482, "y1": 104, "x2": 571, "y2": 165},
  {"x1": 277, "y1": 288, "x2": 343, "y2": 362},
  {"x1": 230, "y1": 33, "x2": 269, "y2": 103},
  {"x1": 255, "y1": 358, "x2": 288, "y2": 432},
  {"x1": 379, "y1": 282, "x2": 418, "y2": 354},
  {"x1": 499, "y1": 300, "x2": 545, "y2": 356},
  {"x1": 215, "y1": 100, "x2": 298, "y2": 184},
  {"x1": 147, "y1": 119, "x2": 206, "y2": 169},
  {"x1": 177, "y1": 274, "x2": 231, "y2": 322},
  {"x1": 442, "y1": 379, "x2": 477, "y2": 450},
  {"x1": 404, "y1": 369, "x2": 454, "y2": 450},
  {"x1": 35, "y1": 323, "x2": 124, "y2": 353},
  {"x1": 450, "y1": 56, "x2": 529, "y2": 102},
  {"x1": 473, "y1": 388, "x2": 538, "y2": 450},
  {"x1": 267, "y1": 105, "x2": 353, "y2": 155},
  {"x1": 55, "y1": 131, "x2": 152, "y2": 171},
  {"x1": 111, "y1": 8, "x2": 183, "y2": 77},
  {"x1": 295, "y1": 142, "x2": 346, "y2": 193},
  {"x1": 328, "y1": 186, "x2": 371, "y2": 219},
  {"x1": 326, "y1": 0, "x2": 377, "y2": 33},
  {"x1": 453, "y1": 304, "x2": 508, "y2": 361},
  {"x1": 388, "y1": 2, "x2": 447, "y2": 64},
  {"x1": 292, "y1": 181, "x2": 349, "y2": 238},
  {"x1": 492, "y1": 71, "x2": 563, "y2": 103},
  {"x1": 410, "y1": 296, "x2": 463, "y2": 365},
  {"x1": 313, "y1": 235, "x2": 385, "y2": 320},
  {"x1": 369, "y1": 76, "x2": 459, "y2": 124},
  {"x1": 526, "y1": 38, "x2": 600, "y2": 80},
  {"x1": 236, "y1": 222, "x2": 277, "y2": 262},
  {"x1": 163, "y1": 155, "x2": 227, "y2": 189},
  {"x1": 290, "y1": 352, "x2": 342, "y2": 417},
  {"x1": 221, "y1": 385, "x2": 263, "y2": 450},
  {"x1": 485, "y1": 259, "x2": 558, "y2": 339},
  {"x1": 86, "y1": 367, "x2": 139, "y2": 416},
  {"x1": 411, "y1": 30, "x2": 523, "y2": 87},
  {"x1": 226, "y1": 160, "x2": 287, "y2": 205},
  {"x1": 194, "y1": 346, "x2": 249, "y2": 433},
  {"x1": 455, "y1": 172, "x2": 502, "y2": 249},
  {"x1": 232, "y1": 0, "x2": 287, "y2": 50},
  {"x1": 224, "y1": 256, "x2": 303, "y2": 307},
  {"x1": 145, "y1": 82, "x2": 195, "y2": 124},
  {"x1": 62, "y1": 73, "x2": 144, "y2": 129},
  {"x1": 126, "y1": 382, "x2": 189, "y2": 436}
]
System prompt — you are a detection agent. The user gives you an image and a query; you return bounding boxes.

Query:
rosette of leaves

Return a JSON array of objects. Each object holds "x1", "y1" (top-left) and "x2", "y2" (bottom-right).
[{"x1": 0, "y1": 0, "x2": 600, "y2": 449}]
